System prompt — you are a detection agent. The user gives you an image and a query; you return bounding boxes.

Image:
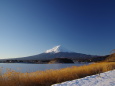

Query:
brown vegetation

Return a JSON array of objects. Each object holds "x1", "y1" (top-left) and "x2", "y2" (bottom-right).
[
  {"x1": 105, "y1": 53, "x2": 115, "y2": 62},
  {"x1": 0, "y1": 62, "x2": 115, "y2": 86}
]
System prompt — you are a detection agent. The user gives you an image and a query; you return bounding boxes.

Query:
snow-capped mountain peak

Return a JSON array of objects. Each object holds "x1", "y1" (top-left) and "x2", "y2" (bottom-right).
[{"x1": 45, "y1": 45, "x2": 71, "y2": 53}]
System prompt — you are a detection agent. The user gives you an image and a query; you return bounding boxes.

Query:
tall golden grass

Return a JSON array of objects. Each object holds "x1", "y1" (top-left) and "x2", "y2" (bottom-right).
[{"x1": 0, "y1": 62, "x2": 115, "y2": 86}]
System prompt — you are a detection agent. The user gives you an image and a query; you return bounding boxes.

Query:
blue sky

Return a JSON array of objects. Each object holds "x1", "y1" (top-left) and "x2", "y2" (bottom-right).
[{"x1": 0, "y1": 0, "x2": 115, "y2": 59}]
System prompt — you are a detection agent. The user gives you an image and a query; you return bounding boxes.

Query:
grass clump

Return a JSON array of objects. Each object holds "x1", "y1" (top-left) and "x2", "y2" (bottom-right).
[{"x1": 0, "y1": 62, "x2": 115, "y2": 86}]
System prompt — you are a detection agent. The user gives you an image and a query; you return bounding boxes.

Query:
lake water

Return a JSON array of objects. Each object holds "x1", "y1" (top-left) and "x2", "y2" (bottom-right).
[{"x1": 0, "y1": 63, "x2": 90, "y2": 73}]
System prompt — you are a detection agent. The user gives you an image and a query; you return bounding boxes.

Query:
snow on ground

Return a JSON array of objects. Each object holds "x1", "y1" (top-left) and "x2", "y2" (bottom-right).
[{"x1": 52, "y1": 70, "x2": 115, "y2": 86}]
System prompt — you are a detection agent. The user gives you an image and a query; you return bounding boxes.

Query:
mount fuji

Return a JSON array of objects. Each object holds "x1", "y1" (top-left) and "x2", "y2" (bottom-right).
[{"x1": 6, "y1": 45, "x2": 98, "y2": 60}]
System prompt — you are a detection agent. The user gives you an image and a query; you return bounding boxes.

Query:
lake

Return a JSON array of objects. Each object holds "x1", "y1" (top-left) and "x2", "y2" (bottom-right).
[{"x1": 0, "y1": 63, "x2": 90, "y2": 73}]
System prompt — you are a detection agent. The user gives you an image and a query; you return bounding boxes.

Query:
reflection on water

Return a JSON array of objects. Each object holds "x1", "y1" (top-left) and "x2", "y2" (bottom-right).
[{"x1": 0, "y1": 63, "x2": 90, "y2": 73}]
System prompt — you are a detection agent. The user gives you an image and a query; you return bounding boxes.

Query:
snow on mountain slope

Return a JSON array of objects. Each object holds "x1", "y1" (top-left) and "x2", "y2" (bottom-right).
[
  {"x1": 52, "y1": 70, "x2": 115, "y2": 86},
  {"x1": 45, "y1": 45, "x2": 72, "y2": 53}
]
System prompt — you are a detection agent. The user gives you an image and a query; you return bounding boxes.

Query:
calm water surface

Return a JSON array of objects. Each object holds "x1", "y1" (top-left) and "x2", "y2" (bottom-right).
[{"x1": 0, "y1": 63, "x2": 90, "y2": 73}]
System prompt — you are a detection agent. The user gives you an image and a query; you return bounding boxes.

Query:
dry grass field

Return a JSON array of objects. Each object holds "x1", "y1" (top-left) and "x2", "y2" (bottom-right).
[{"x1": 0, "y1": 62, "x2": 115, "y2": 86}]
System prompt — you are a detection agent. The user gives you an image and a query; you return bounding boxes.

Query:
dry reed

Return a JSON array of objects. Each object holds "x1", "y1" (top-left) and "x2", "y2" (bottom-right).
[{"x1": 0, "y1": 62, "x2": 115, "y2": 86}]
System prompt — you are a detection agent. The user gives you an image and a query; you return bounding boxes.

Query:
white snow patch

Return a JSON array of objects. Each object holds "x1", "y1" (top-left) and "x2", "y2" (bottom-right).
[
  {"x1": 45, "y1": 45, "x2": 72, "y2": 53},
  {"x1": 52, "y1": 70, "x2": 115, "y2": 86}
]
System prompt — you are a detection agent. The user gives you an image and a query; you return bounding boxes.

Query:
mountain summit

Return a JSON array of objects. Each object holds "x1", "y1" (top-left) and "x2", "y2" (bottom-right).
[{"x1": 45, "y1": 45, "x2": 72, "y2": 53}]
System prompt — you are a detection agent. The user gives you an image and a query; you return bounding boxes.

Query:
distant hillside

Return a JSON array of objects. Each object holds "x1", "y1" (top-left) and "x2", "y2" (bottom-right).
[
  {"x1": 48, "y1": 58, "x2": 74, "y2": 64},
  {"x1": 90, "y1": 55, "x2": 109, "y2": 62}
]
